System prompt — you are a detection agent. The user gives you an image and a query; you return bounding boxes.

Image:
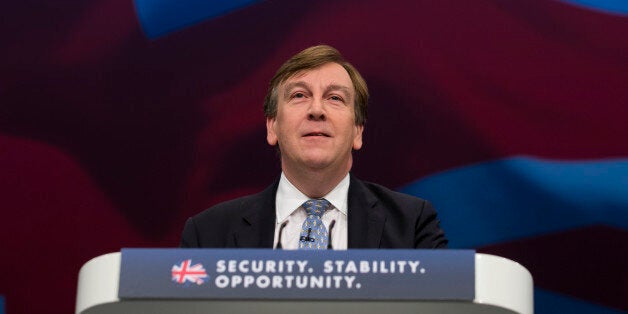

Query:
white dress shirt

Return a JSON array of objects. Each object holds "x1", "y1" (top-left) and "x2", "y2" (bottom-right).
[{"x1": 273, "y1": 172, "x2": 349, "y2": 250}]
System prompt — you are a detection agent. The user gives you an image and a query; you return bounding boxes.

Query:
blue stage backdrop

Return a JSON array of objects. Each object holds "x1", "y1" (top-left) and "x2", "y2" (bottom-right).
[{"x1": 1, "y1": 1, "x2": 626, "y2": 313}]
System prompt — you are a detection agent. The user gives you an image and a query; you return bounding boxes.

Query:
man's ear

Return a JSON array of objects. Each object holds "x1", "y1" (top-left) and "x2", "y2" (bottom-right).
[
  {"x1": 352, "y1": 124, "x2": 364, "y2": 150},
  {"x1": 266, "y1": 117, "x2": 278, "y2": 146}
]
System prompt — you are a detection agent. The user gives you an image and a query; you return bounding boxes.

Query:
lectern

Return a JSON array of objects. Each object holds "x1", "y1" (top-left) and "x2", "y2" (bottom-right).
[{"x1": 76, "y1": 249, "x2": 533, "y2": 314}]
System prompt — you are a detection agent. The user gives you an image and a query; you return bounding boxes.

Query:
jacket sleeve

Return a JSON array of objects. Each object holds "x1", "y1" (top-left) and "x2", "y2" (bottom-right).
[
  {"x1": 180, "y1": 217, "x2": 200, "y2": 248},
  {"x1": 415, "y1": 200, "x2": 448, "y2": 248}
]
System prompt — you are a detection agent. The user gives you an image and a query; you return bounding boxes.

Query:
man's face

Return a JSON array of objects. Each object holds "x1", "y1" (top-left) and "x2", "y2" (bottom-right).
[{"x1": 266, "y1": 62, "x2": 364, "y2": 174}]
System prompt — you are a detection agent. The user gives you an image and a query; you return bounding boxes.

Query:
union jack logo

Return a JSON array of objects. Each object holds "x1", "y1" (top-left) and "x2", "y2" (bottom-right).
[{"x1": 171, "y1": 259, "x2": 208, "y2": 285}]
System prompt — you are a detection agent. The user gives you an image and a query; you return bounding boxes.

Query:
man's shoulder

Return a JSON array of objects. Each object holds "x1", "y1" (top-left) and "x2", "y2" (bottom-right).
[
  {"x1": 349, "y1": 176, "x2": 447, "y2": 248},
  {"x1": 181, "y1": 181, "x2": 278, "y2": 248},
  {"x1": 193, "y1": 193, "x2": 257, "y2": 218},
  {"x1": 353, "y1": 177, "x2": 427, "y2": 205},
  {"x1": 191, "y1": 181, "x2": 278, "y2": 222}
]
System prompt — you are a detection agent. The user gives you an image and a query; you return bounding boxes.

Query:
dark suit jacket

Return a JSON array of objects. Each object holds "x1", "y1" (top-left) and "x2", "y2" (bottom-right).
[{"x1": 181, "y1": 175, "x2": 447, "y2": 248}]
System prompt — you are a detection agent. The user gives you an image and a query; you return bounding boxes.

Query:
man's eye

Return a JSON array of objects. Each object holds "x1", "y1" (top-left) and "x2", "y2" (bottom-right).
[
  {"x1": 292, "y1": 92, "x2": 305, "y2": 98},
  {"x1": 330, "y1": 95, "x2": 343, "y2": 101}
]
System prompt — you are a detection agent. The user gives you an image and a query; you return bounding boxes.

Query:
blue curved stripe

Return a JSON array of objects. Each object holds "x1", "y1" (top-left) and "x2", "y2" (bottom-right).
[
  {"x1": 560, "y1": 0, "x2": 628, "y2": 15},
  {"x1": 399, "y1": 156, "x2": 628, "y2": 248},
  {"x1": 134, "y1": 0, "x2": 263, "y2": 39},
  {"x1": 133, "y1": 0, "x2": 628, "y2": 40}
]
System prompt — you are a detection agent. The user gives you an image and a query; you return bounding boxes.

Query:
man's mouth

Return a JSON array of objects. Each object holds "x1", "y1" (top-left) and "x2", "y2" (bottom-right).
[{"x1": 304, "y1": 132, "x2": 330, "y2": 137}]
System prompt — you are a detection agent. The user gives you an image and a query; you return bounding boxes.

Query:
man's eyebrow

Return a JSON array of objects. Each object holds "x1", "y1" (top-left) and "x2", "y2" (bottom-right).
[
  {"x1": 324, "y1": 84, "x2": 352, "y2": 98},
  {"x1": 282, "y1": 82, "x2": 353, "y2": 99},
  {"x1": 282, "y1": 81, "x2": 310, "y2": 99}
]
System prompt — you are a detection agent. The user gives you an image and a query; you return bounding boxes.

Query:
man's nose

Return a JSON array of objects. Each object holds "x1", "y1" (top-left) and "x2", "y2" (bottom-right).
[{"x1": 307, "y1": 98, "x2": 326, "y2": 121}]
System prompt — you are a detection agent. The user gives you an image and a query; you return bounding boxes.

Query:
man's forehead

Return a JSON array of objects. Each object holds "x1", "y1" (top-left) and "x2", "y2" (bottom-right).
[{"x1": 280, "y1": 63, "x2": 354, "y2": 92}]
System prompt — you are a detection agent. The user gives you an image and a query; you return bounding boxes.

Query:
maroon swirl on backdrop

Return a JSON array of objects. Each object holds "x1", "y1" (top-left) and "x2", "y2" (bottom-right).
[{"x1": 1, "y1": 0, "x2": 627, "y2": 313}]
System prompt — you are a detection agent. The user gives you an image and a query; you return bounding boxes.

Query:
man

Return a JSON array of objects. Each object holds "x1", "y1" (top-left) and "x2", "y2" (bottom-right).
[{"x1": 181, "y1": 45, "x2": 447, "y2": 249}]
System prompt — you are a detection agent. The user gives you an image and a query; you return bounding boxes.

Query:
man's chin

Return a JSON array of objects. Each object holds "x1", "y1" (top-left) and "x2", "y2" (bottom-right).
[
  {"x1": 302, "y1": 158, "x2": 333, "y2": 170},
  {"x1": 282, "y1": 151, "x2": 349, "y2": 173},
  {"x1": 295, "y1": 153, "x2": 340, "y2": 170}
]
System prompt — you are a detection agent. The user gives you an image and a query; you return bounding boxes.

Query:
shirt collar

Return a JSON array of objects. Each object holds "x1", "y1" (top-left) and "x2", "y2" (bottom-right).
[{"x1": 276, "y1": 172, "x2": 350, "y2": 224}]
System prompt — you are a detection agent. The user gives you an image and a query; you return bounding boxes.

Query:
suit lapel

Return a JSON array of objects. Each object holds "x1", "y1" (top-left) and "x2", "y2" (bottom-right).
[
  {"x1": 233, "y1": 181, "x2": 278, "y2": 248},
  {"x1": 347, "y1": 175, "x2": 387, "y2": 248}
]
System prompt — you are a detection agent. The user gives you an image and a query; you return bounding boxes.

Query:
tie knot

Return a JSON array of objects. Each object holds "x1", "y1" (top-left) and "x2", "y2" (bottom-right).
[{"x1": 303, "y1": 199, "x2": 330, "y2": 218}]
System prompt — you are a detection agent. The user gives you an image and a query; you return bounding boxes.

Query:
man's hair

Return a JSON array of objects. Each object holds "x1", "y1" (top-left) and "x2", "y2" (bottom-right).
[{"x1": 263, "y1": 45, "x2": 368, "y2": 125}]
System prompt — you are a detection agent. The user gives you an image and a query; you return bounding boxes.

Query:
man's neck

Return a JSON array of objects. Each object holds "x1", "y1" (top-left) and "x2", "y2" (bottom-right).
[{"x1": 282, "y1": 165, "x2": 351, "y2": 198}]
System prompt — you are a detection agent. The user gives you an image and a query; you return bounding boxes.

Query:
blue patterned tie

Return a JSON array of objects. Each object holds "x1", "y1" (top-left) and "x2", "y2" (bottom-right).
[{"x1": 298, "y1": 199, "x2": 331, "y2": 250}]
